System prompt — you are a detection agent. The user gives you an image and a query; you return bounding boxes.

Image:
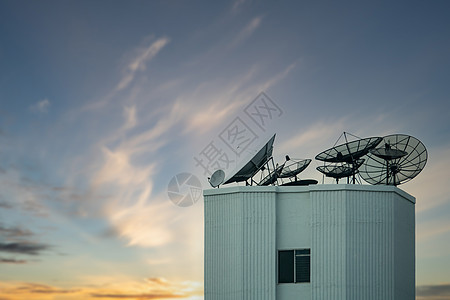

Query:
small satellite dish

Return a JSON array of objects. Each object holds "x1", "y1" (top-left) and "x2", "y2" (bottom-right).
[
  {"x1": 209, "y1": 169, "x2": 225, "y2": 188},
  {"x1": 258, "y1": 164, "x2": 284, "y2": 186},
  {"x1": 278, "y1": 159, "x2": 311, "y2": 178},
  {"x1": 359, "y1": 134, "x2": 428, "y2": 186},
  {"x1": 370, "y1": 144, "x2": 408, "y2": 160},
  {"x1": 316, "y1": 159, "x2": 365, "y2": 183}
]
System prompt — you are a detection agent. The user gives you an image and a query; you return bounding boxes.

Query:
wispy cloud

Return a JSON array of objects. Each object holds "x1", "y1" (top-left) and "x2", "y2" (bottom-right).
[
  {"x1": 116, "y1": 37, "x2": 170, "y2": 92},
  {"x1": 0, "y1": 257, "x2": 27, "y2": 264},
  {"x1": 0, "y1": 278, "x2": 203, "y2": 300},
  {"x1": 278, "y1": 118, "x2": 348, "y2": 157},
  {"x1": 90, "y1": 292, "x2": 184, "y2": 299},
  {"x1": 228, "y1": 16, "x2": 262, "y2": 50},
  {"x1": 231, "y1": 0, "x2": 250, "y2": 14},
  {"x1": 79, "y1": 36, "x2": 170, "y2": 112},
  {"x1": 29, "y1": 98, "x2": 50, "y2": 113},
  {"x1": 86, "y1": 104, "x2": 179, "y2": 248},
  {"x1": 181, "y1": 61, "x2": 298, "y2": 136},
  {"x1": 417, "y1": 216, "x2": 450, "y2": 243},
  {"x1": 417, "y1": 283, "x2": 450, "y2": 300},
  {"x1": 401, "y1": 143, "x2": 450, "y2": 214},
  {"x1": 122, "y1": 105, "x2": 137, "y2": 130},
  {"x1": 0, "y1": 223, "x2": 34, "y2": 240},
  {"x1": 0, "y1": 167, "x2": 50, "y2": 217},
  {"x1": 0, "y1": 282, "x2": 80, "y2": 299}
]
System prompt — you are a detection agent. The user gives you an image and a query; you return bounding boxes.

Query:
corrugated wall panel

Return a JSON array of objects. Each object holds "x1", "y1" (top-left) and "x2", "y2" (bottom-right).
[
  {"x1": 311, "y1": 190, "x2": 347, "y2": 299},
  {"x1": 204, "y1": 188, "x2": 276, "y2": 300},
  {"x1": 205, "y1": 185, "x2": 415, "y2": 300},
  {"x1": 345, "y1": 191, "x2": 395, "y2": 300},
  {"x1": 242, "y1": 191, "x2": 276, "y2": 300},
  {"x1": 311, "y1": 189, "x2": 405, "y2": 300},
  {"x1": 394, "y1": 192, "x2": 415, "y2": 299}
]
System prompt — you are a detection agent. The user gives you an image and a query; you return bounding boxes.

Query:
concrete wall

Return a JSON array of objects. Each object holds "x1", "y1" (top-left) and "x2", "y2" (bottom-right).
[{"x1": 204, "y1": 185, "x2": 415, "y2": 300}]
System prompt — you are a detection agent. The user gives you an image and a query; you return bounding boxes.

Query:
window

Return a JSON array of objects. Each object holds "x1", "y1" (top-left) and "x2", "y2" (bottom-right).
[{"x1": 278, "y1": 249, "x2": 310, "y2": 283}]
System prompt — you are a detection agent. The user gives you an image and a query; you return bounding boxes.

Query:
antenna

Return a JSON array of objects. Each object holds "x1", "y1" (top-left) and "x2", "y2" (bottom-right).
[
  {"x1": 209, "y1": 169, "x2": 225, "y2": 188},
  {"x1": 316, "y1": 159, "x2": 365, "y2": 184},
  {"x1": 359, "y1": 134, "x2": 428, "y2": 186},
  {"x1": 213, "y1": 134, "x2": 316, "y2": 187},
  {"x1": 204, "y1": 132, "x2": 427, "y2": 188},
  {"x1": 315, "y1": 135, "x2": 382, "y2": 183},
  {"x1": 222, "y1": 134, "x2": 276, "y2": 185},
  {"x1": 258, "y1": 157, "x2": 314, "y2": 186},
  {"x1": 278, "y1": 158, "x2": 311, "y2": 179}
]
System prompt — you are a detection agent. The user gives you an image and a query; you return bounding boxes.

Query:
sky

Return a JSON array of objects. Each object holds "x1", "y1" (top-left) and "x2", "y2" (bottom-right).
[{"x1": 0, "y1": 0, "x2": 449, "y2": 299}]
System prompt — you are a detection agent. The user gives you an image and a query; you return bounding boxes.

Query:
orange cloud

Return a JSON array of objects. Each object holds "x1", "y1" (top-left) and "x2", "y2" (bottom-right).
[{"x1": 0, "y1": 277, "x2": 203, "y2": 300}]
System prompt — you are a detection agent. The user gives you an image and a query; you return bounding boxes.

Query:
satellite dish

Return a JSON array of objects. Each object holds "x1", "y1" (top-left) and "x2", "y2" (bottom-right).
[
  {"x1": 359, "y1": 134, "x2": 428, "y2": 186},
  {"x1": 315, "y1": 136, "x2": 382, "y2": 163},
  {"x1": 209, "y1": 169, "x2": 225, "y2": 188},
  {"x1": 258, "y1": 164, "x2": 284, "y2": 186},
  {"x1": 223, "y1": 134, "x2": 276, "y2": 185},
  {"x1": 278, "y1": 159, "x2": 311, "y2": 178},
  {"x1": 316, "y1": 159, "x2": 365, "y2": 183},
  {"x1": 281, "y1": 179, "x2": 318, "y2": 186},
  {"x1": 315, "y1": 133, "x2": 382, "y2": 184},
  {"x1": 257, "y1": 157, "x2": 313, "y2": 186}
]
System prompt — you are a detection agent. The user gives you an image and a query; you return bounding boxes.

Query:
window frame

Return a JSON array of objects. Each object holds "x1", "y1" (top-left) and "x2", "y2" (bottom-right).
[{"x1": 277, "y1": 248, "x2": 311, "y2": 284}]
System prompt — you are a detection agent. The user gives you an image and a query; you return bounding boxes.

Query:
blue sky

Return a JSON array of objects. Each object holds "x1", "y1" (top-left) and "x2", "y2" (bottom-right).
[{"x1": 0, "y1": 0, "x2": 449, "y2": 299}]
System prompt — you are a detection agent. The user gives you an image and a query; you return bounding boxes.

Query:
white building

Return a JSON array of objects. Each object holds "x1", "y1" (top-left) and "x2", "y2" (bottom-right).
[{"x1": 204, "y1": 184, "x2": 415, "y2": 300}]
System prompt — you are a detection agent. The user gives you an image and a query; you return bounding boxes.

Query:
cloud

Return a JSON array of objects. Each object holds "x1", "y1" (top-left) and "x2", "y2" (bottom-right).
[
  {"x1": 0, "y1": 224, "x2": 34, "y2": 240},
  {"x1": 181, "y1": 62, "x2": 298, "y2": 136},
  {"x1": 0, "y1": 167, "x2": 50, "y2": 217},
  {"x1": 402, "y1": 144, "x2": 450, "y2": 213},
  {"x1": 123, "y1": 105, "x2": 137, "y2": 130},
  {"x1": 416, "y1": 217, "x2": 450, "y2": 243},
  {"x1": 0, "y1": 242, "x2": 50, "y2": 256},
  {"x1": 106, "y1": 198, "x2": 176, "y2": 248},
  {"x1": 417, "y1": 284, "x2": 450, "y2": 299},
  {"x1": 0, "y1": 199, "x2": 14, "y2": 209},
  {"x1": 228, "y1": 16, "x2": 262, "y2": 49},
  {"x1": 256, "y1": 61, "x2": 298, "y2": 92},
  {"x1": 87, "y1": 109, "x2": 177, "y2": 247},
  {"x1": 90, "y1": 293, "x2": 184, "y2": 299},
  {"x1": 278, "y1": 118, "x2": 347, "y2": 158},
  {"x1": 0, "y1": 257, "x2": 27, "y2": 264},
  {"x1": 29, "y1": 99, "x2": 50, "y2": 113},
  {"x1": 0, "y1": 278, "x2": 203, "y2": 300},
  {"x1": 3, "y1": 282, "x2": 79, "y2": 296},
  {"x1": 231, "y1": 0, "x2": 250, "y2": 14},
  {"x1": 116, "y1": 37, "x2": 170, "y2": 91}
]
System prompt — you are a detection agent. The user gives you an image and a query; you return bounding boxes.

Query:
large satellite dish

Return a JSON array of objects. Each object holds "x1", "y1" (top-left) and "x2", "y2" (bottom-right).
[
  {"x1": 208, "y1": 169, "x2": 225, "y2": 188},
  {"x1": 315, "y1": 133, "x2": 382, "y2": 183},
  {"x1": 223, "y1": 134, "x2": 276, "y2": 185},
  {"x1": 315, "y1": 136, "x2": 382, "y2": 163},
  {"x1": 359, "y1": 134, "x2": 427, "y2": 186}
]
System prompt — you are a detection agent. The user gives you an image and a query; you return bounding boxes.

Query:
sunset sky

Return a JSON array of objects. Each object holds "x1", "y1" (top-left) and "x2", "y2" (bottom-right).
[{"x1": 1, "y1": 0, "x2": 449, "y2": 299}]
